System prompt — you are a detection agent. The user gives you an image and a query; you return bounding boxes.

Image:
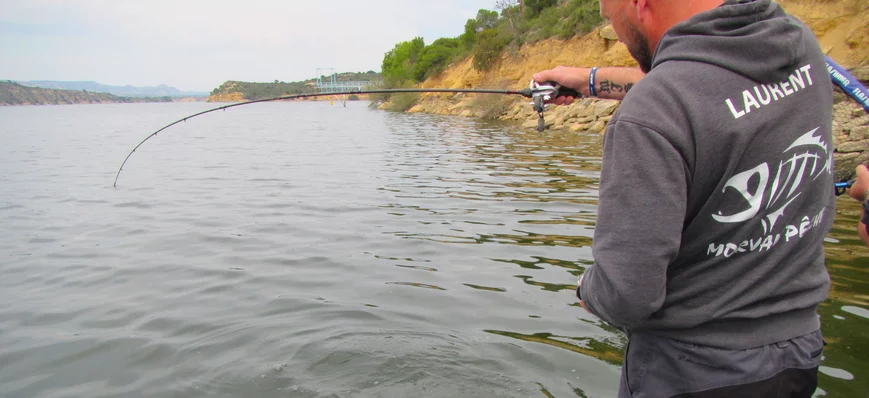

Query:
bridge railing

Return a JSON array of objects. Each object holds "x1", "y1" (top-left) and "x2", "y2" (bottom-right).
[{"x1": 316, "y1": 80, "x2": 383, "y2": 93}]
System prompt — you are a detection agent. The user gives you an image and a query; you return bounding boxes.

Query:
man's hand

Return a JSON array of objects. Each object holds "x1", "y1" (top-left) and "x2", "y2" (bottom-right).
[
  {"x1": 849, "y1": 164, "x2": 869, "y2": 202},
  {"x1": 533, "y1": 66, "x2": 590, "y2": 106},
  {"x1": 849, "y1": 164, "x2": 869, "y2": 247},
  {"x1": 577, "y1": 273, "x2": 592, "y2": 313}
]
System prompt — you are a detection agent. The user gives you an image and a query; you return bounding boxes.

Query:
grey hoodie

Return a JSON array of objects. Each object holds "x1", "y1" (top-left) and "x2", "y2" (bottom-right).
[{"x1": 580, "y1": 0, "x2": 833, "y2": 349}]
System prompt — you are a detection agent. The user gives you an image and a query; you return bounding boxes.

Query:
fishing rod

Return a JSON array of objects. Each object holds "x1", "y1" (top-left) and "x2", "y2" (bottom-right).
[{"x1": 112, "y1": 81, "x2": 576, "y2": 187}]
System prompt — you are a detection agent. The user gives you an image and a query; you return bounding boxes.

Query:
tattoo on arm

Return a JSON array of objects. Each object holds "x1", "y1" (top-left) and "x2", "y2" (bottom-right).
[
  {"x1": 599, "y1": 80, "x2": 612, "y2": 94},
  {"x1": 598, "y1": 80, "x2": 636, "y2": 96}
]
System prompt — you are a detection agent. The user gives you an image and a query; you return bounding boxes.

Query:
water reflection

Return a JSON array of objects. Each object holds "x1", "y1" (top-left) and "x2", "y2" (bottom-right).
[
  {"x1": 816, "y1": 197, "x2": 869, "y2": 396},
  {"x1": 463, "y1": 283, "x2": 507, "y2": 292},
  {"x1": 484, "y1": 330, "x2": 624, "y2": 365},
  {"x1": 1, "y1": 104, "x2": 866, "y2": 397},
  {"x1": 378, "y1": 113, "x2": 869, "y2": 396},
  {"x1": 385, "y1": 282, "x2": 447, "y2": 291}
]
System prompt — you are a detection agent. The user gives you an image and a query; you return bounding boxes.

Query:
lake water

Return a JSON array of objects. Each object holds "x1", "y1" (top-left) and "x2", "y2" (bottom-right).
[{"x1": 0, "y1": 101, "x2": 866, "y2": 397}]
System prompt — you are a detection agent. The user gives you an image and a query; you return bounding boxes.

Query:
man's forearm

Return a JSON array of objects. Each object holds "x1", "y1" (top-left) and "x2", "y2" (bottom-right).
[{"x1": 591, "y1": 67, "x2": 646, "y2": 100}]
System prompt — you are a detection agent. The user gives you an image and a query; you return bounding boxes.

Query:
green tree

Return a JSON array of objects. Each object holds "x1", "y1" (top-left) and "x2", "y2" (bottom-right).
[
  {"x1": 496, "y1": 0, "x2": 522, "y2": 42},
  {"x1": 472, "y1": 9, "x2": 499, "y2": 31},
  {"x1": 473, "y1": 29, "x2": 509, "y2": 71},
  {"x1": 460, "y1": 23, "x2": 477, "y2": 49},
  {"x1": 412, "y1": 38, "x2": 461, "y2": 81},
  {"x1": 381, "y1": 37, "x2": 425, "y2": 87},
  {"x1": 460, "y1": 9, "x2": 500, "y2": 49},
  {"x1": 522, "y1": 0, "x2": 557, "y2": 19},
  {"x1": 554, "y1": 0, "x2": 603, "y2": 38}
]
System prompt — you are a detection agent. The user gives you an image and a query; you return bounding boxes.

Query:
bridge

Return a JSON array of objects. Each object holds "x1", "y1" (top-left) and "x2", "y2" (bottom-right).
[{"x1": 315, "y1": 68, "x2": 382, "y2": 93}]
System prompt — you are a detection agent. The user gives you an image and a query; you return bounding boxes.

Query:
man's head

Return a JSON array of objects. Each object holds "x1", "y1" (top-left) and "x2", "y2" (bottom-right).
[{"x1": 599, "y1": 0, "x2": 726, "y2": 73}]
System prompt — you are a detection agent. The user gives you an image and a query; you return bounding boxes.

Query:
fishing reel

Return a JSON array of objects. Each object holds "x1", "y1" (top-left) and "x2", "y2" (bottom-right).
[{"x1": 528, "y1": 79, "x2": 580, "y2": 132}]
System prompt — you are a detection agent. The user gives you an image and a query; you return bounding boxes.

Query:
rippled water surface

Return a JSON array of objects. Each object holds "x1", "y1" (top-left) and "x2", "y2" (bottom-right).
[{"x1": 0, "y1": 102, "x2": 866, "y2": 397}]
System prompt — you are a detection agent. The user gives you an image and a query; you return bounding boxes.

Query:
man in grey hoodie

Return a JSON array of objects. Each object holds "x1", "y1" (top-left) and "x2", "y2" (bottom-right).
[{"x1": 534, "y1": 0, "x2": 832, "y2": 396}]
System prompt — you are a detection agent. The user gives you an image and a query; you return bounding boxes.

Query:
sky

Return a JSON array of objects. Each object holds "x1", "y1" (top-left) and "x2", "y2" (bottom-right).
[{"x1": 0, "y1": 0, "x2": 497, "y2": 92}]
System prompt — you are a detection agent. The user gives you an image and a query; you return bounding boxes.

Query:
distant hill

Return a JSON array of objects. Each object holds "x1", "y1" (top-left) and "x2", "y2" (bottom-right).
[
  {"x1": 209, "y1": 71, "x2": 382, "y2": 102},
  {"x1": 0, "y1": 81, "x2": 174, "y2": 106},
  {"x1": 16, "y1": 80, "x2": 208, "y2": 98}
]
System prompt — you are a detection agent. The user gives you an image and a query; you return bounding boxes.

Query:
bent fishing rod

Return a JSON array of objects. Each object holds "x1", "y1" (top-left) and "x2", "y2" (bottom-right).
[
  {"x1": 112, "y1": 81, "x2": 576, "y2": 187},
  {"x1": 114, "y1": 66, "x2": 869, "y2": 189}
]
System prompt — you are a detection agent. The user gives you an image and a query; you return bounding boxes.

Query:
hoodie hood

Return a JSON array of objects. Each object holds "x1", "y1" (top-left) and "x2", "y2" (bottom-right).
[{"x1": 652, "y1": 0, "x2": 809, "y2": 83}]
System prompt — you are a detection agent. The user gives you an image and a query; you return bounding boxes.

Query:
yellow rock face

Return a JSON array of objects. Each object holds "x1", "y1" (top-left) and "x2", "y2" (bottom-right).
[
  {"x1": 419, "y1": 0, "x2": 866, "y2": 96},
  {"x1": 780, "y1": 0, "x2": 869, "y2": 69},
  {"x1": 421, "y1": 25, "x2": 637, "y2": 93},
  {"x1": 208, "y1": 92, "x2": 245, "y2": 103}
]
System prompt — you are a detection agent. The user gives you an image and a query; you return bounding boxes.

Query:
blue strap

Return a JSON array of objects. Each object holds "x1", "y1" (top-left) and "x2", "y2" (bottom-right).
[{"x1": 589, "y1": 67, "x2": 599, "y2": 97}]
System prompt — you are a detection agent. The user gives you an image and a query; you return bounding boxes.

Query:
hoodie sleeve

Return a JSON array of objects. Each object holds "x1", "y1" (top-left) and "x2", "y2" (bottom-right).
[{"x1": 581, "y1": 119, "x2": 688, "y2": 328}]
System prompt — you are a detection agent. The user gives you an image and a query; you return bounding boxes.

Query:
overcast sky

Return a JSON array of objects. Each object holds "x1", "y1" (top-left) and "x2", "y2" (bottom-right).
[{"x1": 0, "y1": 0, "x2": 497, "y2": 92}]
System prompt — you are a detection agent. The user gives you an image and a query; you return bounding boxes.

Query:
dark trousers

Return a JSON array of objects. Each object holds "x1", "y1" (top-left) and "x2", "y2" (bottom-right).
[{"x1": 618, "y1": 329, "x2": 823, "y2": 398}]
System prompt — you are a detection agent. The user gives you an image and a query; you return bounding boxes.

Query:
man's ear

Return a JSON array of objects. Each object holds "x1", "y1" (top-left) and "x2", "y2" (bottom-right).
[{"x1": 634, "y1": 0, "x2": 649, "y2": 22}]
